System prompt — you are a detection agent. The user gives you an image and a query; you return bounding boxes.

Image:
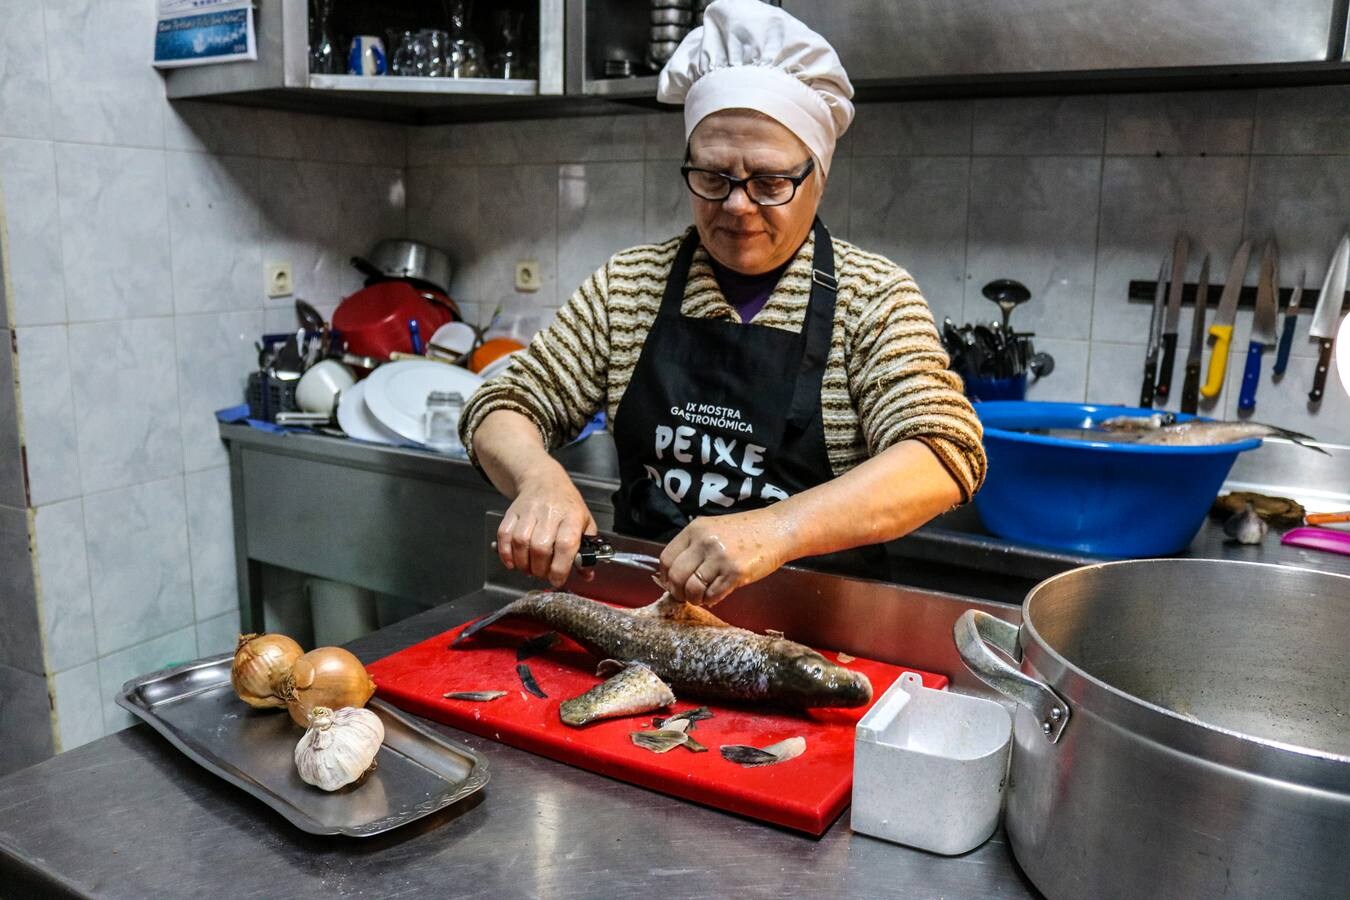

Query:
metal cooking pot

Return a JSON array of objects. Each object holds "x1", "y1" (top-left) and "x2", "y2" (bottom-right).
[
  {"x1": 955, "y1": 559, "x2": 1350, "y2": 900},
  {"x1": 363, "y1": 238, "x2": 453, "y2": 296}
]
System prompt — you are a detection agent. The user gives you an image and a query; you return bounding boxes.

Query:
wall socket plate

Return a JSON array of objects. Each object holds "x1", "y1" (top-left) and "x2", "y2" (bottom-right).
[
  {"x1": 515, "y1": 260, "x2": 542, "y2": 293},
  {"x1": 265, "y1": 261, "x2": 293, "y2": 298}
]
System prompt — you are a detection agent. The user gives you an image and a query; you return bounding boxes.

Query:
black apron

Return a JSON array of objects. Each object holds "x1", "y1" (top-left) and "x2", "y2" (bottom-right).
[{"x1": 613, "y1": 219, "x2": 886, "y2": 568}]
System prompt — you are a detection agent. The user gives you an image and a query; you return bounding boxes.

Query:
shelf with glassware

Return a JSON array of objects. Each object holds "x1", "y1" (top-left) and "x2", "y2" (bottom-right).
[{"x1": 566, "y1": 0, "x2": 708, "y2": 99}]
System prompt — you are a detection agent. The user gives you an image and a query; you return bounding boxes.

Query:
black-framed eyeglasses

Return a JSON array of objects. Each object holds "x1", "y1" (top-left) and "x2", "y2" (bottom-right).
[{"x1": 680, "y1": 157, "x2": 815, "y2": 207}]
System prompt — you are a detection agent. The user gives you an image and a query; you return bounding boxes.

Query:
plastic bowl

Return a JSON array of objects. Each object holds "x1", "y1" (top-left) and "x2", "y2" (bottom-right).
[{"x1": 973, "y1": 401, "x2": 1261, "y2": 557}]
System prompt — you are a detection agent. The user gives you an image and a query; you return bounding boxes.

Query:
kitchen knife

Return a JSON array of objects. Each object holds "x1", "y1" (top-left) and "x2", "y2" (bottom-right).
[
  {"x1": 1155, "y1": 233, "x2": 1190, "y2": 403},
  {"x1": 1272, "y1": 269, "x2": 1305, "y2": 377},
  {"x1": 1308, "y1": 233, "x2": 1349, "y2": 403},
  {"x1": 1179, "y1": 254, "x2": 1210, "y2": 414},
  {"x1": 1201, "y1": 239, "x2": 1251, "y2": 399},
  {"x1": 1140, "y1": 255, "x2": 1169, "y2": 408},
  {"x1": 1238, "y1": 240, "x2": 1278, "y2": 413}
]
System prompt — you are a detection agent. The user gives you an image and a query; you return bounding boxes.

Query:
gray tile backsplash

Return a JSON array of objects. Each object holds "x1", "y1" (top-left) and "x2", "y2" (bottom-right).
[
  {"x1": 0, "y1": 506, "x2": 42, "y2": 674},
  {"x1": 0, "y1": 138, "x2": 66, "y2": 326},
  {"x1": 32, "y1": 499, "x2": 97, "y2": 673},
  {"x1": 0, "y1": 663, "x2": 54, "y2": 776}
]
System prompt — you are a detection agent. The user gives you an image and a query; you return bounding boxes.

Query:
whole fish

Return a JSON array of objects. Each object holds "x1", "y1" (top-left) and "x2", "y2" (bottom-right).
[
  {"x1": 1098, "y1": 415, "x2": 1325, "y2": 453},
  {"x1": 453, "y1": 591, "x2": 873, "y2": 709},
  {"x1": 560, "y1": 662, "x2": 675, "y2": 727}
]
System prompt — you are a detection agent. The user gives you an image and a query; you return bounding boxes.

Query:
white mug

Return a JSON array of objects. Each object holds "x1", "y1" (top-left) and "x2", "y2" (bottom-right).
[
  {"x1": 347, "y1": 36, "x2": 387, "y2": 76},
  {"x1": 296, "y1": 360, "x2": 356, "y2": 415}
]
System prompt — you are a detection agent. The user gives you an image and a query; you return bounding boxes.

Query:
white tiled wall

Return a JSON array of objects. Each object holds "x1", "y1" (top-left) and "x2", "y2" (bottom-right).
[
  {"x1": 0, "y1": 0, "x2": 407, "y2": 756},
  {"x1": 406, "y1": 87, "x2": 1350, "y2": 445}
]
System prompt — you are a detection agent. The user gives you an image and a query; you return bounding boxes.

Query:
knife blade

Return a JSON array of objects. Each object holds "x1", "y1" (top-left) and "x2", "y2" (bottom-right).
[
  {"x1": 1237, "y1": 240, "x2": 1278, "y2": 413},
  {"x1": 1140, "y1": 254, "x2": 1169, "y2": 408},
  {"x1": 1273, "y1": 269, "x2": 1305, "y2": 377},
  {"x1": 1155, "y1": 233, "x2": 1190, "y2": 403},
  {"x1": 1201, "y1": 240, "x2": 1251, "y2": 399},
  {"x1": 1309, "y1": 233, "x2": 1349, "y2": 403},
  {"x1": 1180, "y1": 254, "x2": 1210, "y2": 414}
]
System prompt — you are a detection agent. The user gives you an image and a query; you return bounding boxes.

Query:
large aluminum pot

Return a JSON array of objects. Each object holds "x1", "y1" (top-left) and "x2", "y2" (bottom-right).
[
  {"x1": 365, "y1": 238, "x2": 453, "y2": 296},
  {"x1": 955, "y1": 559, "x2": 1350, "y2": 900}
]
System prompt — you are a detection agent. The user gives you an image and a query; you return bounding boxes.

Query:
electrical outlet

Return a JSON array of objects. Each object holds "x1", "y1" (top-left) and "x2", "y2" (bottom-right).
[
  {"x1": 515, "y1": 260, "x2": 542, "y2": 293},
  {"x1": 265, "y1": 261, "x2": 293, "y2": 298}
]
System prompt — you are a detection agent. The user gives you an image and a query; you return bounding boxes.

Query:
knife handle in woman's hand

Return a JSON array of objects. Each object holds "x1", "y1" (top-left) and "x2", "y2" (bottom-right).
[
  {"x1": 1156, "y1": 333, "x2": 1179, "y2": 401},
  {"x1": 1238, "y1": 340, "x2": 1265, "y2": 412},
  {"x1": 1201, "y1": 323, "x2": 1233, "y2": 398}
]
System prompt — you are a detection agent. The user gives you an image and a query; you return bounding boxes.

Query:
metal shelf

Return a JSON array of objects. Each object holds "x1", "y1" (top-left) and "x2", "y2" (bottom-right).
[
  {"x1": 582, "y1": 75, "x2": 658, "y2": 99},
  {"x1": 308, "y1": 75, "x2": 541, "y2": 96}
]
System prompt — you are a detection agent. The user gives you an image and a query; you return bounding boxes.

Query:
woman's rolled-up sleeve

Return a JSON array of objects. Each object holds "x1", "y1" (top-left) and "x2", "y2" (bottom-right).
[
  {"x1": 845, "y1": 268, "x2": 987, "y2": 502},
  {"x1": 459, "y1": 264, "x2": 611, "y2": 466}
]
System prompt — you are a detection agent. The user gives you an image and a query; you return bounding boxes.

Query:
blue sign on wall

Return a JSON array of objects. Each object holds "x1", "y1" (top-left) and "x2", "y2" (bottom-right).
[{"x1": 154, "y1": 6, "x2": 255, "y2": 68}]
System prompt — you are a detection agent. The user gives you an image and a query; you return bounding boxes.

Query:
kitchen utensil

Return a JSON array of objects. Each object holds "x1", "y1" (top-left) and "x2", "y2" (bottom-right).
[
  {"x1": 363, "y1": 238, "x2": 454, "y2": 296},
  {"x1": 1140, "y1": 255, "x2": 1168, "y2": 407},
  {"x1": 429, "y1": 321, "x2": 478, "y2": 363},
  {"x1": 363, "y1": 359, "x2": 484, "y2": 444},
  {"x1": 336, "y1": 379, "x2": 402, "y2": 445},
  {"x1": 956, "y1": 559, "x2": 1350, "y2": 900},
  {"x1": 409, "y1": 319, "x2": 424, "y2": 354},
  {"x1": 1179, "y1": 254, "x2": 1210, "y2": 414},
  {"x1": 332, "y1": 281, "x2": 455, "y2": 359},
  {"x1": 1308, "y1": 233, "x2": 1349, "y2": 403},
  {"x1": 573, "y1": 534, "x2": 660, "y2": 572},
  {"x1": 116, "y1": 656, "x2": 489, "y2": 837},
  {"x1": 973, "y1": 401, "x2": 1261, "y2": 556},
  {"x1": 1201, "y1": 239, "x2": 1252, "y2": 398},
  {"x1": 1282, "y1": 526, "x2": 1350, "y2": 555},
  {"x1": 851, "y1": 672, "x2": 1011, "y2": 856},
  {"x1": 980, "y1": 279, "x2": 1030, "y2": 331},
  {"x1": 1156, "y1": 232, "x2": 1190, "y2": 403},
  {"x1": 274, "y1": 410, "x2": 332, "y2": 426},
  {"x1": 369, "y1": 612, "x2": 946, "y2": 836},
  {"x1": 1238, "y1": 239, "x2": 1279, "y2": 413},
  {"x1": 1273, "y1": 269, "x2": 1305, "y2": 376},
  {"x1": 1305, "y1": 510, "x2": 1350, "y2": 525},
  {"x1": 295, "y1": 359, "x2": 356, "y2": 415},
  {"x1": 477, "y1": 349, "x2": 524, "y2": 381},
  {"x1": 347, "y1": 36, "x2": 387, "y2": 76}
]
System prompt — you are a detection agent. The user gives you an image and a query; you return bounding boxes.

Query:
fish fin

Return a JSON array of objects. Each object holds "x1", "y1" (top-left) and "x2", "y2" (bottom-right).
[
  {"x1": 452, "y1": 596, "x2": 527, "y2": 646},
  {"x1": 595, "y1": 659, "x2": 627, "y2": 677},
  {"x1": 635, "y1": 593, "x2": 735, "y2": 628}
]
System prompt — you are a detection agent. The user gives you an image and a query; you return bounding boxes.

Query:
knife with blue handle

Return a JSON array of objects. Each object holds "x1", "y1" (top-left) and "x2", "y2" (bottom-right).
[
  {"x1": 1238, "y1": 240, "x2": 1277, "y2": 413},
  {"x1": 1272, "y1": 270, "x2": 1304, "y2": 377}
]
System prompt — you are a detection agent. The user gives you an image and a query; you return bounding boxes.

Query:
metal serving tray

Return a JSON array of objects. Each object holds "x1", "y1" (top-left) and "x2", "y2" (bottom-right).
[{"x1": 116, "y1": 654, "x2": 489, "y2": 837}]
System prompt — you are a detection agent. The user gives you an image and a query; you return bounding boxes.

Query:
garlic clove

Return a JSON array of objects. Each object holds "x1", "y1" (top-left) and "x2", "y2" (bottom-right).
[{"x1": 294, "y1": 705, "x2": 385, "y2": 792}]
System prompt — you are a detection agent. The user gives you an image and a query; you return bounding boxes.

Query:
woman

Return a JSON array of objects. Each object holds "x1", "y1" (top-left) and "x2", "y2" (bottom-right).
[{"x1": 462, "y1": 0, "x2": 985, "y2": 606}]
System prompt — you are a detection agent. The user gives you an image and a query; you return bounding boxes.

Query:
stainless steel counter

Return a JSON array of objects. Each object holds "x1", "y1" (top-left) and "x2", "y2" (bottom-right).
[{"x1": 0, "y1": 563, "x2": 1039, "y2": 899}]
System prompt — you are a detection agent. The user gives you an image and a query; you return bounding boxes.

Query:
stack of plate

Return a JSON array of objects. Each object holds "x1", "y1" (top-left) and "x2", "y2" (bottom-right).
[{"x1": 337, "y1": 360, "x2": 484, "y2": 446}]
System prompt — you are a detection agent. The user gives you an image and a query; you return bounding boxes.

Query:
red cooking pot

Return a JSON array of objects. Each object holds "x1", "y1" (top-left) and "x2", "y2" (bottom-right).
[{"x1": 332, "y1": 282, "x2": 456, "y2": 358}]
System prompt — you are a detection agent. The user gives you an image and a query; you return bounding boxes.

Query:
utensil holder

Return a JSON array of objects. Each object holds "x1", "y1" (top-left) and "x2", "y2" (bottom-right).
[
  {"x1": 852, "y1": 672, "x2": 1011, "y2": 855},
  {"x1": 246, "y1": 370, "x2": 299, "y2": 422}
]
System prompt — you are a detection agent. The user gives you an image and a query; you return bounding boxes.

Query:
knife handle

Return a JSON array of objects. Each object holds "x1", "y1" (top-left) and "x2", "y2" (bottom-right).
[
  {"x1": 1238, "y1": 341, "x2": 1265, "y2": 413},
  {"x1": 1202, "y1": 324, "x2": 1233, "y2": 399},
  {"x1": 1180, "y1": 359, "x2": 1201, "y2": 414},
  {"x1": 1274, "y1": 315, "x2": 1297, "y2": 376},
  {"x1": 1156, "y1": 333, "x2": 1179, "y2": 402},
  {"x1": 1309, "y1": 339, "x2": 1333, "y2": 403},
  {"x1": 1140, "y1": 358, "x2": 1158, "y2": 408}
]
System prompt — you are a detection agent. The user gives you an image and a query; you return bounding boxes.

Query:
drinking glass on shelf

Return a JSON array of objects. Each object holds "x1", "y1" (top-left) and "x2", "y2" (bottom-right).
[
  {"x1": 422, "y1": 29, "x2": 450, "y2": 77},
  {"x1": 490, "y1": 11, "x2": 525, "y2": 79},
  {"x1": 445, "y1": 0, "x2": 486, "y2": 78},
  {"x1": 391, "y1": 30, "x2": 420, "y2": 76},
  {"x1": 309, "y1": 0, "x2": 341, "y2": 74}
]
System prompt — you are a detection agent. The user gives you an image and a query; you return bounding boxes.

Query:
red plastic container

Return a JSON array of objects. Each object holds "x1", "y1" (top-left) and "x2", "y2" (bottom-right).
[{"x1": 333, "y1": 281, "x2": 455, "y2": 357}]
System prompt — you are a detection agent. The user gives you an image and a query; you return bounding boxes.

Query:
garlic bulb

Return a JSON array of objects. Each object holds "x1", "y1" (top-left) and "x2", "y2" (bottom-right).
[
  {"x1": 231, "y1": 633, "x2": 304, "y2": 708},
  {"x1": 294, "y1": 706, "x2": 385, "y2": 791}
]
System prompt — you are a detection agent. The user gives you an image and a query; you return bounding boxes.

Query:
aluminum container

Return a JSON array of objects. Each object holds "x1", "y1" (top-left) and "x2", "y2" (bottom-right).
[{"x1": 851, "y1": 672, "x2": 1011, "y2": 855}]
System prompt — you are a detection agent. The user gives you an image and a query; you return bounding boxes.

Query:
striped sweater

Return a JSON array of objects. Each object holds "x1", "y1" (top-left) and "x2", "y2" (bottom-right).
[{"x1": 461, "y1": 229, "x2": 987, "y2": 501}]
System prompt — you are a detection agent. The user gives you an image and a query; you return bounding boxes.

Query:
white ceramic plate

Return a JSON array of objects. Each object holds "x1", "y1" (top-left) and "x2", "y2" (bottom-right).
[
  {"x1": 336, "y1": 379, "x2": 402, "y2": 445},
  {"x1": 363, "y1": 359, "x2": 483, "y2": 444},
  {"x1": 477, "y1": 349, "x2": 525, "y2": 381}
]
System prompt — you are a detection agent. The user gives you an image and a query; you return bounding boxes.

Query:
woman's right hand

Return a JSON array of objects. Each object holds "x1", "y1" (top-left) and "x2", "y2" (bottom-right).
[{"x1": 496, "y1": 463, "x2": 598, "y2": 588}]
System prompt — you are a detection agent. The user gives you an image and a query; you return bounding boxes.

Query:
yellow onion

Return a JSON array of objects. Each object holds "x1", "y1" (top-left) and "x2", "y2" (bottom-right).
[
  {"x1": 281, "y1": 647, "x2": 376, "y2": 727},
  {"x1": 231, "y1": 633, "x2": 304, "y2": 708}
]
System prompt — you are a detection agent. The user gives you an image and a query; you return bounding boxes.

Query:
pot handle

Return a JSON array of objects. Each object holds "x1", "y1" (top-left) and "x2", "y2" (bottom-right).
[{"x1": 954, "y1": 609, "x2": 1070, "y2": 743}]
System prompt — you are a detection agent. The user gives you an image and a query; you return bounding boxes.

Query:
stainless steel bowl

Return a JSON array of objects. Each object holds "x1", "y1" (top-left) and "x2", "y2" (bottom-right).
[
  {"x1": 366, "y1": 238, "x2": 453, "y2": 295},
  {"x1": 651, "y1": 7, "x2": 693, "y2": 25},
  {"x1": 649, "y1": 24, "x2": 689, "y2": 43},
  {"x1": 647, "y1": 39, "x2": 683, "y2": 66}
]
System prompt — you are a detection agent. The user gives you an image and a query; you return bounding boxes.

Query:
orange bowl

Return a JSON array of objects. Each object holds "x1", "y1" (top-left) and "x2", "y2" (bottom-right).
[{"x1": 468, "y1": 337, "x2": 526, "y2": 373}]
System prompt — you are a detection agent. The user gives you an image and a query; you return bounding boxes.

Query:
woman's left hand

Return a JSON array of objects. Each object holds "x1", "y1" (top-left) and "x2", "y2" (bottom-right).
[{"x1": 659, "y1": 511, "x2": 790, "y2": 606}]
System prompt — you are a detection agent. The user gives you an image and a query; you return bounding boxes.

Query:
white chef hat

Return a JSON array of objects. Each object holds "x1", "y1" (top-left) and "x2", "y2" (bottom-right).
[{"x1": 656, "y1": 0, "x2": 855, "y2": 176}]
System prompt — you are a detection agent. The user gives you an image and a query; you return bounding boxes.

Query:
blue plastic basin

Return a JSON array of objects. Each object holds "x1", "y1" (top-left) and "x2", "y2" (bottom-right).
[{"x1": 973, "y1": 401, "x2": 1261, "y2": 557}]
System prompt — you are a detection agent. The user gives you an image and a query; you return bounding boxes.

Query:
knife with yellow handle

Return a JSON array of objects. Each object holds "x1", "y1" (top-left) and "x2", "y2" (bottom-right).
[{"x1": 1200, "y1": 239, "x2": 1251, "y2": 399}]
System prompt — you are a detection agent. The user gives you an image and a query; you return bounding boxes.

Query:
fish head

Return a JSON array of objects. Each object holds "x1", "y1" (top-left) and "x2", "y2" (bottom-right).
[{"x1": 773, "y1": 643, "x2": 874, "y2": 707}]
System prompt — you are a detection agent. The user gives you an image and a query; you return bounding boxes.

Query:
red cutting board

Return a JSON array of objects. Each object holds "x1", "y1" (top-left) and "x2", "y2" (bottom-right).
[{"x1": 368, "y1": 610, "x2": 947, "y2": 835}]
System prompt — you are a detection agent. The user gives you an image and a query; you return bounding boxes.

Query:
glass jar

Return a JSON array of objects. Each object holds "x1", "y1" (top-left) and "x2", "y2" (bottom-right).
[{"x1": 423, "y1": 391, "x2": 466, "y2": 456}]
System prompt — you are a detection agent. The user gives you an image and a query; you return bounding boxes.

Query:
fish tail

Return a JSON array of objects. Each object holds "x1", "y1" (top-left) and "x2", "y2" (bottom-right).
[
  {"x1": 451, "y1": 593, "x2": 539, "y2": 646},
  {"x1": 1277, "y1": 428, "x2": 1329, "y2": 454}
]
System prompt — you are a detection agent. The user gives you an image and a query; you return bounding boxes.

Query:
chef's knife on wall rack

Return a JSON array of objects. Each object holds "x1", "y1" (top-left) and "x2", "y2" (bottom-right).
[
  {"x1": 1179, "y1": 254, "x2": 1210, "y2": 414},
  {"x1": 1238, "y1": 240, "x2": 1278, "y2": 413},
  {"x1": 1140, "y1": 255, "x2": 1168, "y2": 408},
  {"x1": 1201, "y1": 240, "x2": 1251, "y2": 399},
  {"x1": 1273, "y1": 269, "x2": 1305, "y2": 377},
  {"x1": 1155, "y1": 233, "x2": 1190, "y2": 403},
  {"x1": 1309, "y1": 233, "x2": 1349, "y2": 404}
]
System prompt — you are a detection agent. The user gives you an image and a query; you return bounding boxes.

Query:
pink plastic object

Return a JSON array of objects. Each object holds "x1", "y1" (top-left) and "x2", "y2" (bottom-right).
[{"x1": 1281, "y1": 527, "x2": 1350, "y2": 556}]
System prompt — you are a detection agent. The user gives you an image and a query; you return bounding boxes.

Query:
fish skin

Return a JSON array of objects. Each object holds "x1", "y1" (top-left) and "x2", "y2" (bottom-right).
[
  {"x1": 454, "y1": 591, "x2": 873, "y2": 709},
  {"x1": 560, "y1": 663, "x2": 675, "y2": 727},
  {"x1": 1134, "y1": 420, "x2": 1324, "y2": 452}
]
